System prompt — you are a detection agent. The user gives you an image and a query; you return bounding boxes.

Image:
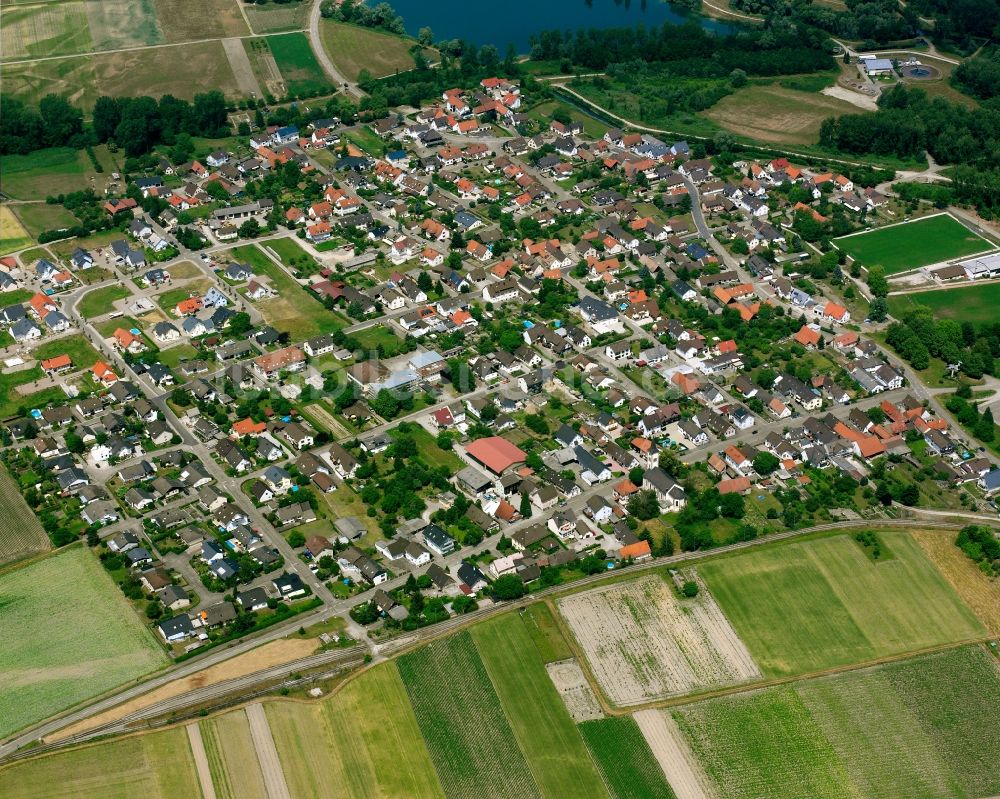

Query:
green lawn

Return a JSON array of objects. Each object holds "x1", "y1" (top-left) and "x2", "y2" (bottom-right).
[
  {"x1": 261, "y1": 236, "x2": 315, "y2": 268},
  {"x1": 0, "y1": 366, "x2": 66, "y2": 420},
  {"x1": 157, "y1": 343, "x2": 199, "y2": 369},
  {"x1": 228, "y1": 243, "x2": 341, "y2": 340},
  {"x1": 398, "y1": 632, "x2": 542, "y2": 799},
  {"x1": 32, "y1": 334, "x2": 101, "y2": 370},
  {"x1": 397, "y1": 424, "x2": 463, "y2": 472},
  {"x1": 699, "y1": 532, "x2": 985, "y2": 677},
  {"x1": 0, "y1": 547, "x2": 167, "y2": 739},
  {"x1": 267, "y1": 662, "x2": 445, "y2": 799},
  {"x1": 352, "y1": 323, "x2": 404, "y2": 356},
  {"x1": 0, "y1": 727, "x2": 201, "y2": 799},
  {"x1": 580, "y1": 717, "x2": 676, "y2": 799},
  {"x1": 834, "y1": 214, "x2": 992, "y2": 275},
  {"x1": 77, "y1": 284, "x2": 129, "y2": 318},
  {"x1": 472, "y1": 614, "x2": 610, "y2": 799},
  {"x1": 888, "y1": 281, "x2": 1000, "y2": 327},
  {"x1": 672, "y1": 645, "x2": 1000, "y2": 799},
  {"x1": 267, "y1": 32, "x2": 331, "y2": 94}
]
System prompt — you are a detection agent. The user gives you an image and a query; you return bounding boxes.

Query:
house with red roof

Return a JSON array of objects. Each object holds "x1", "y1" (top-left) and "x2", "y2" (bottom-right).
[{"x1": 465, "y1": 436, "x2": 526, "y2": 475}]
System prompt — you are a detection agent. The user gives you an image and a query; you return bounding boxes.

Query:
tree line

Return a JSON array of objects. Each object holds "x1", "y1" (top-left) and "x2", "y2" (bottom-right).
[
  {"x1": 1, "y1": 90, "x2": 229, "y2": 157},
  {"x1": 886, "y1": 306, "x2": 1000, "y2": 379}
]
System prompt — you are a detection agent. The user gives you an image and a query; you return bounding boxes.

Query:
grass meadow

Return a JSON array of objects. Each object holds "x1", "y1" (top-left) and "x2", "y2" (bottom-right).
[
  {"x1": 834, "y1": 213, "x2": 992, "y2": 275},
  {"x1": 0, "y1": 547, "x2": 166, "y2": 738},
  {"x1": 77, "y1": 284, "x2": 129, "y2": 319},
  {"x1": 672, "y1": 645, "x2": 1000, "y2": 799},
  {"x1": 699, "y1": 531, "x2": 985, "y2": 677},
  {"x1": 0, "y1": 727, "x2": 200, "y2": 799},
  {"x1": 229, "y1": 243, "x2": 341, "y2": 339},
  {"x1": 319, "y1": 20, "x2": 422, "y2": 81}
]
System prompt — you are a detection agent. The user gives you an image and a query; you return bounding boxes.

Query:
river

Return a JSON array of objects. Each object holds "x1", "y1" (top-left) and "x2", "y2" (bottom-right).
[{"x1": 378, "y1": 0, "x2": 737, "y2": 53}]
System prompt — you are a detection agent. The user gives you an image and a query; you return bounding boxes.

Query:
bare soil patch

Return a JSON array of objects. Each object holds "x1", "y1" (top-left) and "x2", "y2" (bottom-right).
[
  {"x1": 913, "y1": 529, "x2": 1000, "y2": 634},
  {"x1": 545, "y1": 659, "x2": 604, "y2": 722},
  {"x1": 559, "y1": 574, "x2": 761, "y2": 706},
  {"x1": 95, "y1": 41, "x2": 241, "y2": 102},
  {"x1": 47, "y1": 638, "x2": 318, "y2": 741},
  {"x1": 634, "y1": 709, "x2": 716, "y2": 799},
  {"x1": 821, "y1": 85, "x2": 879, "y2": 111}
]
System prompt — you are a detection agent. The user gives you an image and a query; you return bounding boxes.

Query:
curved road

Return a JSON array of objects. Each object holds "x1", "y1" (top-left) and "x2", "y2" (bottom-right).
[{"x1": 308, "y1": 0, "x2": 363, "y2": 99}]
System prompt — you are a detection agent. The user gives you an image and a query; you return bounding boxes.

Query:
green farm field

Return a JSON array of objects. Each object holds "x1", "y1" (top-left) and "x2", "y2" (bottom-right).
[
  {"x1": 0, "y1": 727, "x2": 201, "y2": 799},
  {"x1": 699, "y1": 531, "x2": 985, "y2": 677},
  {"x1": 834, "y1": 214, "x2": 992, "y2": 275},
  {"x1": 267, "y1": 662, "x2": 445, "y2": 799},
  {"x1": 888, "y1": 281, "x2": 1000, "y2": 327},
  {"x1": 580, "y1": 716, "x2": 676, "y2": 799},
  {"x1": 0, "y1": 466, "x2": 49, "y2": 567},
  {"x1": 471, "y1": 614, "x2": 610, "y2": 799},
  {"x1": 200, "y1": 712, "x2": 268, "y2": 799},
  {"x1": 245, "y1": 0, "x2": 311, "y2": 34},
  {"x1": 0, "y1": 546, "x2": 166, "y2": 738},
  {"x1": 398, "y1": 631, "x2": 542, "y2": 799},
  {"x1": 672, "y1": 645, "x2": 1000, "y2": 799},
  {"x1": 266, "y1": 32, "x2": 331, "y2": 95},
  {"x1": 0, "y1": 1, "x2": 93, "y2": 60}
]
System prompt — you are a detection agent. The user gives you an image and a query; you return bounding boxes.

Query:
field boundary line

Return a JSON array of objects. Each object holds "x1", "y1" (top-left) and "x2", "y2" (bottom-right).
[
  {"x1": 245, "y1": 703, "x2": 291, "y2": 799},
  {"x1": 186, "y1": 723, "x2": 218, "y2": 799},
  {"x1": 609, "y1": 636, "x2": 996, "y2": 714}
]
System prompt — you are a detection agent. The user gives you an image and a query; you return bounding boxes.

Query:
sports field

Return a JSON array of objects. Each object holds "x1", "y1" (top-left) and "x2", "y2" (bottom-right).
[
  {"x1": 267, "y1": 662, "x2": 445, "y2": 799},
  {"x1": 888, "y1": 281, "x2": 1000, "y2": 327},
  {"x1": 0, "y1": 466, "x2": 49, "y2": 567},
  {"x1": 471, "y1": 614, "x2": 609, "y2": 799},
  {"x1": 0, "y1": 547, "x2": 167, "y2": 738},
  {"x1": 833, "y1": 214, "x2": 992, "y2": 275},
  {"x1": 672, "y1": 645, "x2": 1000, "y2": 799},
  {"x1": 699, "y1": 531, "x2": 985, "y2": 677},
  {"x1": 0, "y1": 727, "x2": 200, "y2": 799}
]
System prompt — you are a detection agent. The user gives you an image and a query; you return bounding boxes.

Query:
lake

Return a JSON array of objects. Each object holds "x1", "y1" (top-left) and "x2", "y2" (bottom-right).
[{"x1": 379, "y1": 0, "x2": 737, "y2": 53}]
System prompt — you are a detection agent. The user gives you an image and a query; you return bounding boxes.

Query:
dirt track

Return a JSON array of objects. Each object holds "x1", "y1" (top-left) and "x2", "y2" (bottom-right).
[
  {"x1": 48, "y1": 638, "x2": 318, "y2": 741},
  {"x1": 246, "y1": 703, "x2": 291, "y2": 799},
  {"x1": 186, "y1": 723, "x2": 218, "y2": 799},
  {"x1": 634, "y1": 709, "x2": 716, "y2": 799}
]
